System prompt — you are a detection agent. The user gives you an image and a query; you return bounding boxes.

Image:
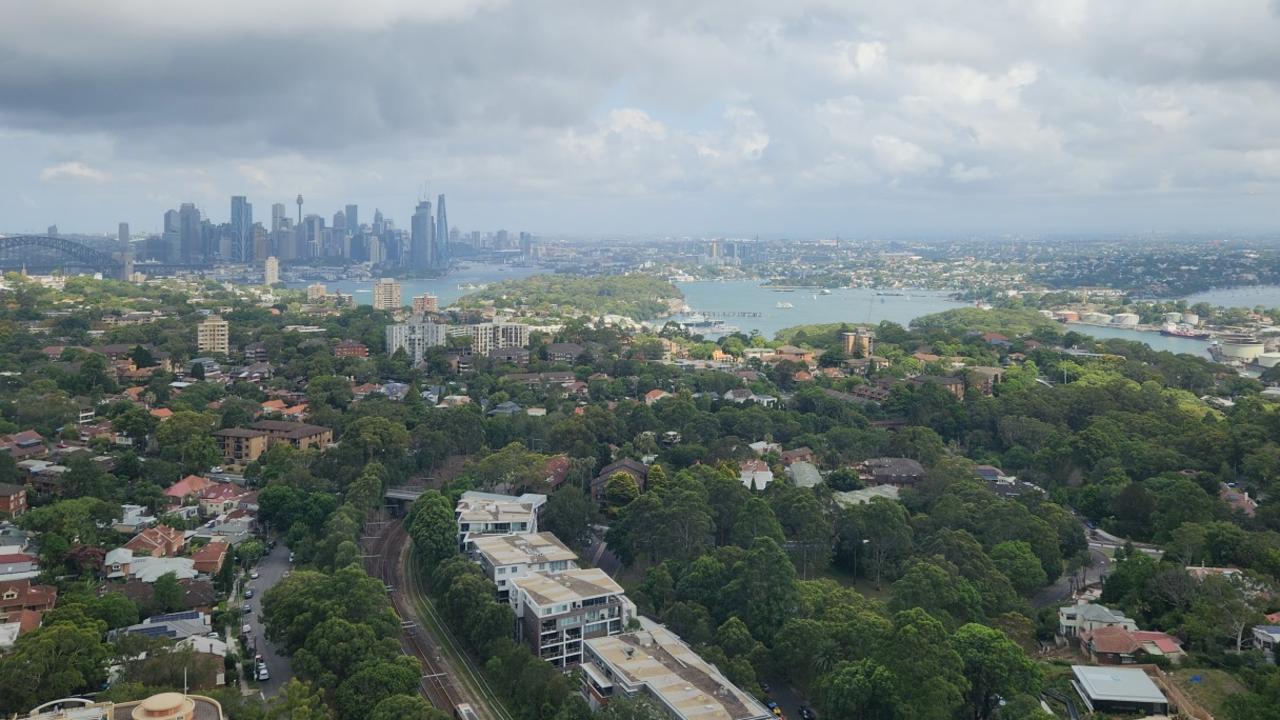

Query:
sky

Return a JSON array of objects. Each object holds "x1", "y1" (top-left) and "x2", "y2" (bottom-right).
[{"x1": 2, "y1": 0, "x2": 1280, "y2": 238}]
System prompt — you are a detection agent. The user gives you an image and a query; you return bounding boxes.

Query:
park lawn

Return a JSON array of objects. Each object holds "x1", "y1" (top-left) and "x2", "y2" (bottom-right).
[
  {"x1": 1170, "y1": 668, "x2": 1246, "y2": 716},
  {"x1": 816, "y1": 564, "x2": 892, "y2": 602}
]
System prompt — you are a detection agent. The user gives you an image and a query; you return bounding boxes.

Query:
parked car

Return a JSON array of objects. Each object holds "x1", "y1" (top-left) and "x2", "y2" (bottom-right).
[
  {"x1": 798, "y1": 706, "x2": 816, "y2": 720},
  {"x1": 257, "y1": 663, "x2": 270, "y2": 681},
  {"x1": 250, "y1": 570, "x2": 259, "y2": 580},
  {"x1": 244, "y1": 588, "x2": 253, "y2": 599},
  {"x1": 242, "y1": 603, "x2": 251, "y2": 613}
]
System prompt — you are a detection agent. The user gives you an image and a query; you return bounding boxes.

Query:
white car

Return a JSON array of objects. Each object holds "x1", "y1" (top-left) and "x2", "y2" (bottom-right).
[
  {"x1": 257, "y1": 663, "x2": 270, "y2": 681},
  {"x1": 250, "y1": 570, "x2": 259, "y2": 580}
]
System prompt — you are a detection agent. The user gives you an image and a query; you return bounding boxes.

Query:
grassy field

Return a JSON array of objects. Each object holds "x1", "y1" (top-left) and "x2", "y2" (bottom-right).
[{"x1": 1170, "y1": 668, "x2": 1246, "y2": 716}]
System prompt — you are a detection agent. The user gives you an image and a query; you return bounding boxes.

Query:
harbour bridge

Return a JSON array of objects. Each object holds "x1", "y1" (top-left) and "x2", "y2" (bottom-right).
[{"x1": 0, "y1": 235, "x2": 206, "y2": 278}]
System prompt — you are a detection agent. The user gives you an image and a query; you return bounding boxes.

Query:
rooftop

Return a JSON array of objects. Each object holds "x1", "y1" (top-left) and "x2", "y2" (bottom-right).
[
  {"x1": 511, "y1": 568, "x2": 623, "y2": 607},
  {"x1": 471, "y1": 532, "x2": 577, "y2": 568},
  {"x1": 1071, "y1": 665, "x2": 1166, "y2": 704}
]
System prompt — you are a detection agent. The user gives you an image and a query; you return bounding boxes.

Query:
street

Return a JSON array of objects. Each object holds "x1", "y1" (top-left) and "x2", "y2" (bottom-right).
[
  {"x1": 242, "y1": 541, "x2": 293, "y2": 698},
  {"x1": 1032, "y1": 545, "x2": 1110, "y2": 609}
]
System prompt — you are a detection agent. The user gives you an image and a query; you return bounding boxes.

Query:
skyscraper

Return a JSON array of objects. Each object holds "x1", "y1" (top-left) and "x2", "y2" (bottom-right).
[
  {"x1": 271, "y1": 203, "x2": 286, "y2": 232},
  {"x1": 118, "y1": 222, "x2": 130, "y2": 245},
  {"x1": 333, "y1": 210, "x2": 346, "y2": 232},
  {"x1": 410, "y1": 200, "x2": 433, "y2": 271},
  {"x1": 178, "y1": 203, "x2": 202, "y2": 263},
  {"x1": 345, "y1": 204, "x2": 359, "y2": 234},
  {"x1": 231, "y1": 195, "x2": 253, "y2": 262},
  {"x1": 434, "y1": 194, "x2": 449, "y2": 270},
  {"x1": 162, "y1": 209, "x2": 180, "y2": 261}
]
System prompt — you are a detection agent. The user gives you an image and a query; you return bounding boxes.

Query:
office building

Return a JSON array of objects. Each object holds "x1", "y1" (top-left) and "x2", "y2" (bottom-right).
[
  {"x1": 263, "y1": 257, "x2": 279, "y2": 286},
  {"x1": 118, "y1": 222, "x2": 130, "y2": 245},
  {"x1": 345, "y1": 204, "x2": 359, "y2": 233},
  {"x1": 252, "y1": 223, "x2": 269, "y2": 261},
  {"x1": 196, "y1": 315, "x2": 230, "y2": 355},
  {"x1": 520, "y1": 231, "x2": 533, "y2": 260},
  {"x1": 510, "y1": 568, "x2": 629, "y2": 668},
  {"x1": 332, "y1": 210, "x2": 346, "y2": 232},
  {"x1": 410, "y1": 200, "x2": 433, "y2": 270},
  {"x1": 434, "y1": 194, "x2": 449, "y2": 269},
  {"x1": 372, "y1": 278, "x2": 402, "y2": 310},
  {"x1": 271, "y1": 203, "x2": 287, "y2": 232},
  {"x1": 582, "y1": 622, "x2": 773, "y2": 720},
  {"x1": 412, "y1": 294, "x2": 439, "y2": 314},
  {"x1": 178, "y1": 203, "x2": 202, "y2": 262},
  {"x1": 385, "y1": 317, "x2": 448, "y2": 364},
  {"x1": 45, "y1": 225, "x2": 57, "y2": 237},
  {"x1": 467, "y1": 322, "x2": 531, "y2": 355},
  {"x1": 471, "y1": 532, "x2": 578, "y2": 601},
  {"x1": 231, "y1": 195, "x2": 252, "y2": 262},
  {"x1": 302, "y1": 215, "x2": 323, "y2": 258}
]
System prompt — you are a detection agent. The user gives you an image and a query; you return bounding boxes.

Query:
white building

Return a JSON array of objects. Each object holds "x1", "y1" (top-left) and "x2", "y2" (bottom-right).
[
  {"x1": 510, "y1": 568, "x2": 630, "y2": 668},
  {"x1": 455, "y1": 491, "x2": 546, "y2": 553},
  {"x1": 582, "y1": 621, "x2": 773, "y2": 720},
  {"x1": 466, "y1": 322, "x2": 530, "y2": 355},
  {"x1": 385, "y1": 317, "x2": 449, "y2": 364},
  {"x1": 471, "y1": 532, "x2": 578, "y2": 601},
  {"x1": 1058, "y1": 601, "x2": 1137, "y2": 638},
  {"x1": 196, "y1": 315, "x2": 229, "y2": 355},
  {"x1": 263, "y1": 256, "x2": 279, "y2": 286}
]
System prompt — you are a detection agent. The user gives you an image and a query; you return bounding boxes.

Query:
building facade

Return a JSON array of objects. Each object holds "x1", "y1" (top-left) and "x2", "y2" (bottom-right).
[
  {"x1": 372, "y1": 278, "x2": 402, "y2": 310},
  {"x1": 386, "y1": 317, "x2": 448, "y2": 364},
  {"x1": 510, "y1": 568, "x2": 629, "y2": 668},
  {"x1": 263, "y1": 256, "x2": 279, "y2": 285},
  {"x1": 196, "y1": 316, "x2": 229, "y2": 355}
]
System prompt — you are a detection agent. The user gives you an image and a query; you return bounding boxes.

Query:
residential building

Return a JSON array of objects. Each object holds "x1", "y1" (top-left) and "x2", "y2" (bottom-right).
[
  {"x1": 118, "y1": 610, "x2": 213, "y2": 642},
  {"x1": 22, "y1": 692, "x2": 225, "y2": 720},
  {"x1": 510, "y1": 568, "x2": 630, "y2": 668},
  {"x1": 0, "y1": 579, "x2": 57, "y2": 622},
  {"x1": 191, "y1": 542, "x2": 229, "y2": 574},
  {"x1": 467, "y1": 322, "x2": 530, "y2": 355},
  {"x1": 455, "y1": 491, "x2": 546, "y2": 552},
  {"x1": 0, "y1": 552, "x2": 40, "y2": 581},
  {"x1": 334, "y1": 339, "x2": 369, "y2": 358},
  {"x1": 1058, "y1": 601, "x2": 1137, "y2": 638},
  {"x1": 247, "y1": 420, "x2": 333, "y2": 450},
  {"x1": 164, "y1": 475, "x2": 215, "y2": 504},
  {"x1": 591, "y1": 459, "x2": 649, "y2": 504},
  {"x1": 546, "y1": 343, "x2": 585, "y2": 363},
  {"x1": 1080, "y1": 626, "x2": 1185, "y2": 665},
  {"x1": 643, "y1": 389, "x2": 671, "y2": 406},
  {"x1": 911, "y1": 375, "x2": 965, "y2": 399},
  {"x1": 386, "y1": 317, "x2": 449, "y2": 364},
  {"x1": 1070, "y1": 665, "x2": 1168, "y2": 716},
  {"x1": 198, "y1": 484, "x2": 246, "y2": 517},
  {"x1": 263, "y1": 256, "x2": 279, "y2": 285},
  {"x1": 211, "y1": 428, "x2": 270, "y2": 465},
  {"x1": 307, "y1": 282, "x2": 328, "y2": 301},
  {"x1": 582, "y1": 622, "x2": 773, "y2": 720},
  {"x1": 1253, "y1": 625, "x2": 1280, "y2": 663},
  {"x1": 967, "y1": 366, "x2": 1004, "y2": 396},
  {"x1": 488, "y1": 347, "x2": 531, "y2": 365},
  {"x1": 0, "y1": 483, "x2": 28, "y2": 517},
  {"x1": 196, "y1": 315, "x2": 230, "y2": 355},
  {"x1": 105, "y1": 547, "x2": 133, "y2": 579},
  {"x1": 471, "y1": 532, "x2": 578, "y2": 601},
  {"x1": 841, "y1": 327, "x2": 875, "y2": 357},
  {"x1": 0, "y1": 430, "x2": 46, "y2": 460},
  {"x1": 410, "y1": 199, "x2": 434, "y2": 271},
  {"x1": 738, "y1": 459, "x2": 774, "y2": 491},
  {"x1": 128, "y1": 556, "x2": 198, "y2": 583},
  {"x1": 123, "y1": 525, "x2": 186, "y2": 558},
  {"x1": 412, "y1": 294, "x2": 439, "y2": 314},
  {"x1": 372, "y1": 278, "x2": 402, "y2": 310},
  {"x1": 857, "y1": 457, "x2": 926, "y2": 487}
]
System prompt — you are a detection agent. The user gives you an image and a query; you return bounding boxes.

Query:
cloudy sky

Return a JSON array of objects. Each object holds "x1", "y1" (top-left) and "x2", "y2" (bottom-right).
[{"x1": 3, "y1": 0, "x2": 1279, "y2": 237}]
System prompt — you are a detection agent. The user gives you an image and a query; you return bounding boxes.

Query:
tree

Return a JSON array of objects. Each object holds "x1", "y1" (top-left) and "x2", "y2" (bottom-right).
[
  {"x1": 604, "y1": 472, "x2": 641, "y2": 509},
  {"x1": 599, "y1": 695, "x2": 670, "y2": 720},
  {"x1": 333, "y1": 657, "x2": 422, "y2": 720},
  {"x1": 543, "y1": 486, "x2": 594, "y2": 546},
  {"x1": 0, "y1": 620, "x2": 110, "y2": 712},
  {"x1": 989, "y1": 541, "x2": 1048, "y2": 596},
  {"x1": 859, "y1": 497, "x2": 913, "y2": 586},
  {"x1": 368, "y1": 695, "x2": 448, "y2": 720},
  {"x1": 952, "y1": 623, "x2": 1041, "y2": 720},
  {"x1": 1185, "y1": 574, "x2": 1260, "y2": 653},
  {"x1": 154, "y1": 410, "x2": 220, "y2": 472},
  {"x1": 880, "y1": 609, "x2": 968, "y2": 720},
  {"x1": 889, "y1": 560, "x2": 984, "y2": 629},
  {"x1": 408, "y1": 491, "x2": 457, "y2": 567},
  {"x1": 344, "y1": 417, "x2": 409, "y2": 462},
  {"x1": 306, "y1": 375, "x2": 354, "y2": 411},
  {"x1": 726, "y1": 537, "x2": 798, "y2": 642},
  {"x1": 151, "y1": 572, "x2": 184, "y2": 613},
  {"x1": 730, "y1": 497, "x2": 784, "y2": 548},
  {"x1": 266, "y1": 679, "x2": 333, "y2": 720},
  {"x1": 817, "y1": 659, "x2": 898, "y2": 720}
]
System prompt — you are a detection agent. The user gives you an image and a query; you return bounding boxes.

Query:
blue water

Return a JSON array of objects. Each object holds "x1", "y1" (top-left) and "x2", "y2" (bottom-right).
[
  {"x1": 1184, "y1": 286, "x2": 1280, "y2": 310},
  {"x1": 287, "y1": 263, "x2": 541, "y2": 307}
]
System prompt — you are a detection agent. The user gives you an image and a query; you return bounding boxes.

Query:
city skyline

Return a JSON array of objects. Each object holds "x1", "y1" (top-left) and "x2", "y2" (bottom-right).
[{"x1": 1, "y1": 2, "x2": 1278, "y2": 237}]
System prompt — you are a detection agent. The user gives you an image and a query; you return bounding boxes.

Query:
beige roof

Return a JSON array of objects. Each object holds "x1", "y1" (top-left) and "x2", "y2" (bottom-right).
[
  {"x1": 586, "y1": 624, "x2": 772, "y2": 720},
  {"x1": 472, "y1": 532, "x2": 577, "y2": 568},
  {"x1": 511, "y1": 568, "x2": 622, "y2": 607},
  {"x1": 457, "y1": 497, "x2": 537, "y2": 524}
]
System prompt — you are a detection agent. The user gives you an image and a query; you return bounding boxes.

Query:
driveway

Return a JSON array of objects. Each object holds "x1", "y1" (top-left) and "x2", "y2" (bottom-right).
[{"x1": 242, "y1": 541, "x2": 293, "y2": 698}]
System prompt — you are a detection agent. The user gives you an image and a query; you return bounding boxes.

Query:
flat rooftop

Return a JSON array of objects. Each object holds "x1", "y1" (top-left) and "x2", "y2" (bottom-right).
[
  {"x1": 586, "y1": 623, "x2": 773, "y2": 720},
  {"x1": 457, "y1": 498, "x2": 538, "y2": 525},
  {"x1": 1071, "y1": 665, "x2": 1166, "y2": 704},
  {"x1": 471, "y1": 532, "x2": 577, "y2": 567},
  {"x1": 511, "y1": 568, "x2": 622, "y2": 607}
]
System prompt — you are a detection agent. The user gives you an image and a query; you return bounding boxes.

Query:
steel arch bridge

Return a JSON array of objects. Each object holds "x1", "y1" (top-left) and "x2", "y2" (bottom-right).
[{"x1": 0, "y1": 235, "x2": 125, "y2": 278}]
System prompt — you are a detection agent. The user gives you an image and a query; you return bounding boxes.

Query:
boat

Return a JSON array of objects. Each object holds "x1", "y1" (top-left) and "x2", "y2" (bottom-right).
[
  {"x1": 820, "y1": 289, "x2": 832, "y2": 295},
  {"x1": 775, "y1": 301, "x2": 794, "y2": 309},
  {"x1": 1160, "y1": 323, "x2": 1211, "y2": 339},
  {"x1": 876, "y1": 291, "x2": 905, "y2": 296}
]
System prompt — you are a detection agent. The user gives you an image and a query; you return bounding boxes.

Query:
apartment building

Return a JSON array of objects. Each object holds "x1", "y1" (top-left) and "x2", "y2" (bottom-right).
[
  {"x1": 196, "y1": 315, "x2": 229, "y2": 355},
  {"x1": 582, "y1": 622, "x2": 773, "y2": 720},
  {"x1": 471, "y1": 532, "x2": 578, "y2": 601},
  {"x1": 455, "y1": 491, "x2": 546, "y2": 552},
  {"x1": 412, "y1": 294, "x2": 439, "y2": 314},
  {"x1": 466, "y1": 322, "x2": 530, "y2": 355},
  {"x1": 247, "y1": 420, "x2": 333, "y2": 450},
  {"x1": 385, "y1": 317, "x2": 449, "y2": 364},
  {"x1": 510, "y1": 568, "x2": 629, "y2": 668},
  {"x1": 210, "y1": 428, "x2": 270, "y2": 465},
  {"x1": 372, "y1": 278, "x2": 402, "y2": 310}
]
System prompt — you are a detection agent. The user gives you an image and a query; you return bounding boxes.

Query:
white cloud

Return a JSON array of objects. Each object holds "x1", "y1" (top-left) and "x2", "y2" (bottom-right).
[
  {"x1": 871, "y1": 135, "x2": 942, "y2": 176},
  {"x1": 38, "y1": 161, "x2": 110, "y2": 183}
]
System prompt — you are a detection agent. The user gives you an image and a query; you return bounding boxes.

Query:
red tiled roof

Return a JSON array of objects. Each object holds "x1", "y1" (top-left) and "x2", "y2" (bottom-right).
[{"x1": 165, "y1": 475, "x2": 213, "y2": 498}]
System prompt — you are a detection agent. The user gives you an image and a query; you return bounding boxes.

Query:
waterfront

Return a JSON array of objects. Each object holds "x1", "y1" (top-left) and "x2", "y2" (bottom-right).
[
  {"x1": 1184, "y1": 285, "x2": 1280, "y2": 310},
  {"x1": 1063, "y1": 322, "x2": 1212, "y2": 358},
  {"x1": 287, "y1": 263, "x2": 541, "y2": 307}
]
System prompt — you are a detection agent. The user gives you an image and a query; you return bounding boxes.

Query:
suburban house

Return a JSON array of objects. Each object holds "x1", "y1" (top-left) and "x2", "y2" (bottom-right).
[
  {"x1": 509, "y1": 568, "x2": 630, "y2": 668},
  {"x1": 643, "y1": 389, "x2": 672, "y2": 406},
  {"x1": 191, "y1": 542, "x2": 229, "y2": 575},
  {"x1": 123, "y1": 525, "x2": 186, "y2": 558},
  {"x1": 334, "y1": 339, "x2": 369, "y2": 358},
  {"x1": 722, "y1": 388, "x2": 777, "y2": 407},
  {"x1": 591, "y1": 459, "x2": 649, "y2": 504},
  {"x1": 0, "y1": 483, "x2": 28, "y2": 517},
  {"x1": 105, "y1": 547, "x2": 133, "y2": 579},
  {"x1": 581, "y1": 621, "x2": 773, "y2": 720},
  {"x1": 738, "y1": 459, "x2": 774, "y2": 491},
  {"x1": 164, "y1": 475, "x2": 215, "y2": 505},
  {"x1": 198, "y1": 483, "x2": 247, "y2": 517},
  {"x1": 211, "y1": 428, "x2": 270, "y2": 465},
  {"x1": 0, "y1": 430, "x2": 46, "y2": 461},
  {"x1": 0, "y1": 552, "x2": 40, "y2": 581},
  {"x1": 1071, "y1": 665, "x2": 1168, "y2": 716},
  {"x1": 0, "y1": 579, "x2": 57, "y2": 623},
  {"x1": 780, "y1": 447, "x2": 815, "y2": 466},
  {"x1": 247, "y1": 420, "x2": 333, "y2": 450},
  {"x1": 1058, "y1": 601, "x2": 1138, "y2": 638},
  {"x1": 127, "y1": 556, "x2": 198, "y2": 583},
  {"x1": 117, "y1": 610, "x2": 213, "y2": 641},
  {"x1": 1080, "y1": 625, "x2": 1185, "y2": 665},
  {"x1": 857, "y1": 457, "x2": 927, "y2": 487},
  {"x1": 455, "y1": 491, "x2": 547, "y2": 553},
  {"x1": 470, "y1": 532, "x2": 579, "y2": 601},
  {"x1": 1253, "y1": 624, "x2": 1280, "y2": 663}
]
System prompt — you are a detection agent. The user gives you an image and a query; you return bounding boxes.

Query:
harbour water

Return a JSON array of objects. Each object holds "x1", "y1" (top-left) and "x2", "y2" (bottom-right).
[
  {"x1": 1184, "y1": 286, "x2": 1280, "y2": 310},
  {"x1": 287, "y1": 263, "x2": 541, "y2": 308}
]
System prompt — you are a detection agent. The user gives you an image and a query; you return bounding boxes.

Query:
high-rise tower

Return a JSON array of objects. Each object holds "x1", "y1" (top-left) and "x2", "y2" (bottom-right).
[
  {"x1": 434, "y1": 194, "x2": 449, "y2": 270},
  {"x1": 345, "y1": 204, "x2": 359, "y2": 233},
  {"x1": 231, "y1": 195, "x2": 253, "y2": 262},
  {"x1": 410, "y1": 200, "x2": 433, "y2": 271}
]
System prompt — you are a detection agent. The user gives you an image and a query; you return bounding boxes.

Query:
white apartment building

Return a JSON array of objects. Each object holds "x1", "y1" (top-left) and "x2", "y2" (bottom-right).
[
  {"x1": 582, "y1": 621, "x2": 773, "y2": 720},
  {"x1": 196, "y1": 315, "x2": 229, "y2": 355},
  {"x1": 372, "y1": 278, "x2": 402, "y2": 310},
  {"x1": 385, "y1": 317, "x2": 449, "y2": 364},
  {"x1": 471, "y1": 532, "x2": 578, "y2": 601},
  {"x1": 454, "y1": 490, "x2": 546, "y2": 552},
  {"x1": 263, "y1": 256, "x2": 279, "y2": 286},
  {"x1": 510, "y1": 568, "x2": 630, "y2": 668},
  {"x1": 466, "y1": 322, "x2": 531, "y2": 355}
]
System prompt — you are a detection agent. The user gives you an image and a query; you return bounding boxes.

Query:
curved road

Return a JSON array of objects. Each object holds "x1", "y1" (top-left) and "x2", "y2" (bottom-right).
[{"x1": 1033, "y1": 545, "x2": 1110, "y2": 609}]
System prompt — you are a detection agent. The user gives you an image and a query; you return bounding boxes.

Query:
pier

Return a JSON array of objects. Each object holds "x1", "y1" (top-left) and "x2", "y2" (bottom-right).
[{"x1": 685, "y1": 311, "x2": 764, "y2": 318}]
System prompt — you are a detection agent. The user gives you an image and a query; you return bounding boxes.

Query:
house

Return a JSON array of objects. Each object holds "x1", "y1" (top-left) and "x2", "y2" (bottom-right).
[
  {"x1": 748, "y1": 440, "x2": 781, "y2": 456},
  {"x1": 772, "y1": 345, "x2": 815, "y2": 364},
  {"x1": 858, "y1": 457, "x2": 926, "y2": 487},
  {"x1": 127, "y1": 556, "x2": 198, "y2": 583},
  {"x1": 123, "y1": 525, "x2": 186, "y2": 558},
  {"x1": 1058, "y1": 601, "x2": 1137, "y2": 638},
  {"x1": 1071, "y1": 665, "x2": 1168, "y2": 716},
  {"x1": 509, "y1": 568, "x2": 630, "y2": 668},
  {"x1": 1253, "y1": 625, "x2": 1280, "y2": 663},
  {"x1": 0, "y1": 579, "x2": 57, "y2": 622},
  {"x1": 164, "y1": 475, "x2": 214, "y2": 504},
  {"x1": 542, "y1": 456, "x2": 571, "y2": 492},
  {"x1": 118, "y1": 610, "x2": 213, "y2": 641},
  {"x1": 334, "y1": 339, "x2": 369, "y2": 358},
  {"x1": 247, "y1": 420, "x2": 333, "y2": 450},
  {"x1": 581, "y1": 621, "x2": 774, "y2": 720},
  {"x1": 592, "y1": 459, "x2": 649, "y2": 504},
  {"x1": 0, "y1": 430, "x2": 46, "y2": 460},
  {"x1": 780, "y1": 447, "x2": 814, "y2": 466},
  {"x1": 211, "y1": 428, "x2": 270, "y2": 465},
  {"x1": 967, "y1": 366, "x2": 1004, "y2": 396},
  {"x1": 787, "y1": 461, "x2": 823, "y2": 489},
  {"x1": 739, "y1": 459, "x2": 774, "y2": 491},
  {"x1": 0, "y1": 523, "x2": 28, "y2": 553},
  {"x1": 502, "y1": 371, "x2": 577, "y2": 388},
  {"x1": 470, "y1": 532, "x2": 578, "y2": 601},
  {"x1": 981, "y1": 332, "x2": 1011, "y2": 347},
  {"x1": 487, "y1": 401, "x2": 523, "y2": 417},
  {"x1": 191, "y1": 542, "x2": 229, "y2": 575},
  {"x1": 546, "y1": 342, "x2": 585, "y2": 363},
  {"x1": 149, "y1": 408, "x2": 174, "y2": 421},
  {"x1": 0, "y1": 552, "x2": 39, "y2": 581},
  {"x1": 0, "y1": 483, "x2": 28, "y2": 517},
  {"x1": 722, "y1": 388, "x2": 777, "y2": 406},
  {"x1": 455, "y1": 491, "x2": 547, "y2": 553},
  {"x1": 1220, "y1": 484, "x2": 1258, "y2": 517},
  {"x1": 1080, "y1": 625, "x2": 1185, "y2": 664},
  {"x1": 198, "y1": 483, "x2": 246, "y2": 517},
  {"x1": 109, "y1": 578, "x2": 215, "y2": 612},
  {"x1": 105, "y1": 547, "x2": 133, "y2": 579},
  {"x1": 643, "y1": 389, "x2": 672, "y2": 406}
]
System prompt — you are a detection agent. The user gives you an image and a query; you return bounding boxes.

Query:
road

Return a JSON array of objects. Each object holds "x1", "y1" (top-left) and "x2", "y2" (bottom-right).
[
  {"x1": 242, "y1": 541, "x2": 293, "y2": 698},
  {"x1": 1032, "y1": 545, "x2": 1110, "y2": 609}
]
